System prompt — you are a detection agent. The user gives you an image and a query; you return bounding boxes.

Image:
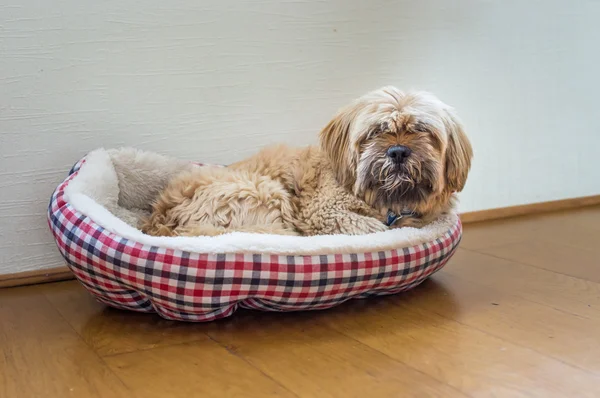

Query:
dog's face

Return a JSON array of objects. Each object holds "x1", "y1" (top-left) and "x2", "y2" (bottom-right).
[{"x1": 320, "y1": 87, "x2": 472, "y2": 212}]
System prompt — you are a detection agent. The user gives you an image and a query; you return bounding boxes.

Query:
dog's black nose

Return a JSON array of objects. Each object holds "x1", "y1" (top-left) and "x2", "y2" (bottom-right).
[{"x1": 387, "y1": 145, "x2": 412, "y2": 163}]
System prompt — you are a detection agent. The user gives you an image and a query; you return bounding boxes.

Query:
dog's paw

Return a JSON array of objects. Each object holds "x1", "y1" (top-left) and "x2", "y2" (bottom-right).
[
  {"x1": 360, "y1": 217, "x2": 389, "y2": 234},
  {"x1": 339, "y1": 215, "x2": 388, "y2": 235}
]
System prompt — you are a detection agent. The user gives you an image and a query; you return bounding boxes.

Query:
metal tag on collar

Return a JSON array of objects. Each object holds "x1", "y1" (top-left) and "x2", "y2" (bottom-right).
[{"x1": 400, "y1": 209, "x2": 416, "y2": 218}]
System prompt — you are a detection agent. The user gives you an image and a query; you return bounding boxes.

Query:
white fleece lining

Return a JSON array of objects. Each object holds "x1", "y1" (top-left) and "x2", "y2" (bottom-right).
[{"x1": 63, "y1": 148, "x2": 459, "y2": 255}]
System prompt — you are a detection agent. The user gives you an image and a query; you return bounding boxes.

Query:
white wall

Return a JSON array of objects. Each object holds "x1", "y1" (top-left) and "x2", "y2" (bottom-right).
[{"x1": 1, "y1": 0, "x2": 599, "y2": 275}]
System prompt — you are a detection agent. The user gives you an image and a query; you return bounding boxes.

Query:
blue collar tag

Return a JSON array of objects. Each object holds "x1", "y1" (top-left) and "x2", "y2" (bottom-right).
[
  {"x1": 386, "y1": 210, "x2": 400, "y2": 226},
  {"x1": 385, "y1": 209, "x2": 417, "y2": 226}
]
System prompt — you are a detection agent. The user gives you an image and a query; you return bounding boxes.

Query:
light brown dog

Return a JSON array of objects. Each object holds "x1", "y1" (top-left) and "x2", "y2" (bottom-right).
[{"x1": 141, "y1": 86, "x2": 472, "y2": 237}]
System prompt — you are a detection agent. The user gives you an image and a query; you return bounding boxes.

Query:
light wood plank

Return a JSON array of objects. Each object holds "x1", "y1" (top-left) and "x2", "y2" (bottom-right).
[
  {"x1": 531, "y1": 209, "x2": 600, "y2": 249},
  {"x1": 446, "y1": 249, "x2": 600, "y2": 319},
  {"x1": 461, "y1": 205, "x2": 600, "y2": 251},
  {"x1": 42, "y1": 281, "x2": 206, "y2": 356},
  {"x1": 548, "y1": 204, "x2": 600, "y2": 231},
  {"x1": 205, "y1": 312, "x2": 466, "y2": 398},
  {"x1": 0, "y1": 285, "x2": 133, "y2": 398},
  {"x1": 461, "y1": 217, "x2": 544, "y2": 250},
  {"x1": 405, "y1": 272, "x2": 600, "y2": 373},
  {"x1": 103, "y1": 337, "x2": 296, "y2": 398},
  {"x1": 477, "y1": 239, "x2": 600, "y2": 282},
  {"x1": 319, "y1": 289, "x2": 600, "y2": 397}
]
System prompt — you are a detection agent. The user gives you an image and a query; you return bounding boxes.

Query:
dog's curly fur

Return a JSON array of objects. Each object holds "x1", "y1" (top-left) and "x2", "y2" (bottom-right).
[{"x1": 141, "y1": 86, "x2": 472, "y2": 237}]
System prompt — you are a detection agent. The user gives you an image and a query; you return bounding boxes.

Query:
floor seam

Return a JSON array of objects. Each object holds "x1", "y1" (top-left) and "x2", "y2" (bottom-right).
[
  {"x1": 205, "y1": 334, "x2": 302, "y2": 398},
  {"x1": 460, "y1": 247, "x2": 600, "y2": 285},
  {"x1": 315, "y1": 320, "x2": 472, "y2": 397}
]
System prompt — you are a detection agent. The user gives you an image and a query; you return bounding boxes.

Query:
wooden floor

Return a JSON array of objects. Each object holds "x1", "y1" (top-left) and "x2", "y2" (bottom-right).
[{"x1": 2, "y1": 206, "x2": 600, "y2": 398}]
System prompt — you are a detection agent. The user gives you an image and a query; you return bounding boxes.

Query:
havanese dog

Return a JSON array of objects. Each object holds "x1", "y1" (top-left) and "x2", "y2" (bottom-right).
[{"x1": 141, "y1": 86, "x2": 472, "y2": 237}]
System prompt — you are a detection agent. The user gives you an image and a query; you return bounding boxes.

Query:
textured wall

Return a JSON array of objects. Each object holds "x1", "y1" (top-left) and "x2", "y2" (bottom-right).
[{"x1": 1, "y1": 0, "x2": 599, "y2": 274}]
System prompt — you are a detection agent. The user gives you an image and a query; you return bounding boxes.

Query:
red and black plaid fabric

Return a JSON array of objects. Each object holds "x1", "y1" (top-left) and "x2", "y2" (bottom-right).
[{"x1": 48, "y1": 157, "x2": 462, "y2": 322}]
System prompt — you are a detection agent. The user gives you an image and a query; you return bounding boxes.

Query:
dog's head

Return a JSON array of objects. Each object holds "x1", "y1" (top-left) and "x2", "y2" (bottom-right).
[{"x1": 320, "y1": 86, "x2": 472, "y2": 213}]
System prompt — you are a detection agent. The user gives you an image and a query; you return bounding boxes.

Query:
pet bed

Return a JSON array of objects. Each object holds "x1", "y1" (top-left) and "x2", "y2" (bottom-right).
[{"x1": 47, "y1": 148, "x2": 462, "y2": 322}]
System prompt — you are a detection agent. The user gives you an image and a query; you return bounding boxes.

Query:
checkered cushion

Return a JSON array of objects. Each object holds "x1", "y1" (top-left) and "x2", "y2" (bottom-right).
[{"x1": 48, "y1": 157, "x2": 462, "y2": 322}]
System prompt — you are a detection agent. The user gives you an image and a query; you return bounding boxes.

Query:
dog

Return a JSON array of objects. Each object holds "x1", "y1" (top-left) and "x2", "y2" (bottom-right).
[{"x1": 141, "y1": 86, "x2": 472, "y2": 237}]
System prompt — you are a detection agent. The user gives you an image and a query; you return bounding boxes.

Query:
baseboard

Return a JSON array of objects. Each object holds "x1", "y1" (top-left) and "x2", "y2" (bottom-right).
[
  {"x1": 0, "y1": 266, "x2": 74, "y2": 289},
  {"x1": 2, "y1": 195, "x2": 598, "y2": 288},
  {"x1": 460, "y1": 194, "x2": 600, "y2": 224}
]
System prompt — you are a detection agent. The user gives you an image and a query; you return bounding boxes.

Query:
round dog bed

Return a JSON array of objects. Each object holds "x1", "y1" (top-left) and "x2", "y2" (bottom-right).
[{"x1": 47, "y1": 148, "x2": 462, "y2": 322}]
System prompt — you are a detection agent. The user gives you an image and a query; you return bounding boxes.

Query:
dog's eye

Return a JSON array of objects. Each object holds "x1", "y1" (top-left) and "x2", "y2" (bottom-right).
[
  {"x1": 412, "y1": 123, "x2": 430, "y2": 133},
  {"x1": 366, "y1": 129, "x2": 378, "y2": 140},
  {"x1": 367, "y1": 123, "x2": 387, "y2": 139}
]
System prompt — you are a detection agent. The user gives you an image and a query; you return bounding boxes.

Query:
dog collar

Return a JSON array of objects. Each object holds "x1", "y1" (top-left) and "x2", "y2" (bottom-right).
[{"x1": 385, "y1": 209, "x2": 418, "y2": 226}]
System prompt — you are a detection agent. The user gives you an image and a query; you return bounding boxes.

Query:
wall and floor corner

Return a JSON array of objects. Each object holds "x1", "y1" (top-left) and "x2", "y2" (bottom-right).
[{"x1": 1, "y1": 0, "x2": 599, "y2": 277}]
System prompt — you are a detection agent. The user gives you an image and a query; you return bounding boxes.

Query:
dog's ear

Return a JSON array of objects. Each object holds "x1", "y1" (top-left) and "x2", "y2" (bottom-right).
[
  {"x1": 319, "y1": 107, "x2": 357, "y2": 187},
  {"x1": 443, "y1": 109, "x2": 473, "y2": 192}
]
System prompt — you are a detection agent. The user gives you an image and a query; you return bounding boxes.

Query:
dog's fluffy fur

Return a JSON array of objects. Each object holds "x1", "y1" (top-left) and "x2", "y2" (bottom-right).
[{"x1": 141, "y1": 86, "x2": 472, "y2": 237}]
